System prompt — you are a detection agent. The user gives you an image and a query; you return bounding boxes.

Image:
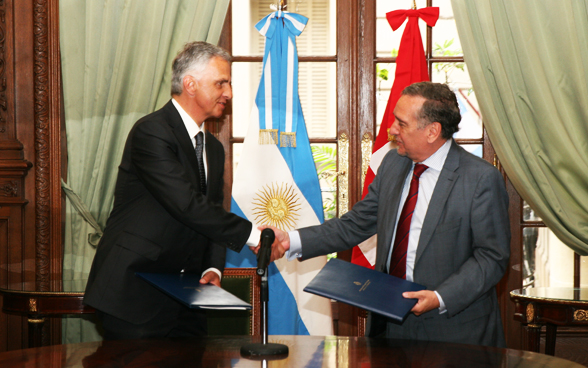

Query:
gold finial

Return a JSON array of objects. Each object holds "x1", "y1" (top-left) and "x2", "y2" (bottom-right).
[
  {"x1": 271, "y1": 0, "x2": 286, "y2": 11},
  {"x1": 387, "y1": 128, "x2": 397, "y2": 143},
  {"x1": 412, "y1": 0, "x2": 417, "y2": 10}
]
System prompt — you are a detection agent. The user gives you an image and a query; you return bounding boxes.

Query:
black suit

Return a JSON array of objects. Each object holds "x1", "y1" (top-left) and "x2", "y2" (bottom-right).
[{"x1": 84, "y1": 100, "x2": 251, "y2": 337}]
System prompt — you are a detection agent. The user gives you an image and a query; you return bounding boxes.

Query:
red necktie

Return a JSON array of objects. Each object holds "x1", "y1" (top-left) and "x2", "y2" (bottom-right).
[{"x1": 389, "y1": 163, "x2": 428, "y2": 279}]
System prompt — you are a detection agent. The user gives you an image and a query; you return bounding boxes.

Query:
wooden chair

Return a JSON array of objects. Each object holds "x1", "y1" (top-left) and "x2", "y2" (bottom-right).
[{"x1": 207, "y1": 268, "x2": 261, "y2": 336}]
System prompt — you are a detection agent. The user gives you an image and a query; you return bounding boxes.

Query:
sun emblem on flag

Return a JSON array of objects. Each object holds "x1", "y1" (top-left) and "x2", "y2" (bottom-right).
[{"x1": 252, "y1": 183, "x2": 301, "y2": 230}]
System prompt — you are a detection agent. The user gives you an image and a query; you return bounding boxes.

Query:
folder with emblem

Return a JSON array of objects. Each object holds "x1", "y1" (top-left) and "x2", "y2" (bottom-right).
[
  {"x1": 303, "y1": 258, "x2": 425, "y2": 323},
  {"x1": 136, "y1": 272, "x2": 251, "y2": 310}
]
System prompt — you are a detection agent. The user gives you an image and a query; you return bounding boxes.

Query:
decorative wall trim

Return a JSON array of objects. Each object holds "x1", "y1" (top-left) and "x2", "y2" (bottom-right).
[
  {"x1": 0, "y1": 0, "x2": 6, "y2": 134},
  {"x1": 574, "y1": 310, "x2": 588, "y2": 322},
  {"x1": 0, "y1": 180, "x2": 17, "y2": 197},
  {"x1": 337, "y1": 133, "x2": 349, "y2": 216},
  {"x1": 361, "y1": 133, "x2": 371, "y2": 191},
  {"x1": 33, "y1": 0, "x2": 50, "y2": 291}
]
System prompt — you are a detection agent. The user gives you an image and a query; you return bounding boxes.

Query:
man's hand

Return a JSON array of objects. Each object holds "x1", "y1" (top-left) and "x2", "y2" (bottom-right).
[
  {"x1": 199, "y1": 271, "x2": 221, "y2": 287},
  {"x1": 403, "y1": 290, "x2": 440, "y2": 316},
  {"x1": 249, "y1": 225, "x2": 290, "y2": 262}
]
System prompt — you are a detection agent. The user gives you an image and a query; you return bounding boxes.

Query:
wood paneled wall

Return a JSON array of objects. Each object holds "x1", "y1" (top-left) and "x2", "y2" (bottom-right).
[{"x1": 0, "y1": 0, "x2": 63, "y2": 351}]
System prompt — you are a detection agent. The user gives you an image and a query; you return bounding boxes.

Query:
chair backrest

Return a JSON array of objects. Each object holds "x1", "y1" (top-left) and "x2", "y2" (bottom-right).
[{"x1": 207, "y1": 268, "x2": 261, "y2": 336}]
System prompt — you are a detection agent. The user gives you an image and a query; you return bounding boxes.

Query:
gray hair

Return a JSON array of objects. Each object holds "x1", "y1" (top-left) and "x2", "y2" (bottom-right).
[{"x1": 171, "y1": 41, "x2": 231, "y2": 95}]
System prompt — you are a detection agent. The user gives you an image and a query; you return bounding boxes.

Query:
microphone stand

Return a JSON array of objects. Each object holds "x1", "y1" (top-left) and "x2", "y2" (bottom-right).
[{"x1": 240, "y1": 230, "x2": 289, "y2": 359}]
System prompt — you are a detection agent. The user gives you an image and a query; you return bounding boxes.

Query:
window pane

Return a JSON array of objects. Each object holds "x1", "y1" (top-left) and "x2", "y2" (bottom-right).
[
  {"x1": 430, "y1": 59, "x2": 468, "y2": 88},
  {"x1": 522, "y1": 226, "x2": 539, "y2": 288},
  {"x1": 582, "y1": 256, "x2": 588, "y2": 288},
  {"x1": 376, "y1": 0, "x2": 428, "y2": 56},
  {"x1": 293, "y1": 0, "x2": 337, "y2": 56},
  {"x1": 525, "y1": 227, "x2": 583, "y2": 288},
  {"x1": 232, "y1": 0, "x2": 263, "y2": 56},
  {"x1": 432, "y1": 0, "x2": 463, "y2": 57},
  {"x1": 523, "y1": 201, "x2": 542, "y2": 221},
  {"x1": 460, "y1": 144, "x2": 482, "y2": 158},
  {"x1": 232, "y1": 0, "x2": 336, "y2": 56},
  {"x1": 375, "y1": 62, "x2": 396, "y2": 135},
  {"x1": 300, "y1": 62, "x2": 337, "y2": 138},
  {"x1": 311, "y1": 143, "x2": 337, "y2": 220},
  {"x1": 232, "y1": 62, "x2": 262, "y2": 138}
]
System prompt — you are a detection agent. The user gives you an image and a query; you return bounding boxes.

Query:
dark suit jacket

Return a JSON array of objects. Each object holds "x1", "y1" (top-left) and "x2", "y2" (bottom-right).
[
  {"x1": 84, "y1": 100, "x2": 252, "y2": 324},
  {"x1": 298, "y1": 140, "x2": 510, "y2": 347}
]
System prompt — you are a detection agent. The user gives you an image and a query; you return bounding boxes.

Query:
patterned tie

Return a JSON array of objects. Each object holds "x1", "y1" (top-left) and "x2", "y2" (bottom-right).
[
  {"x1": 195, "y1": 132, "x2": 207, "y2": 195},
  {"x1": 389, "y1": 163, "x2": 428, "y2": 279}
]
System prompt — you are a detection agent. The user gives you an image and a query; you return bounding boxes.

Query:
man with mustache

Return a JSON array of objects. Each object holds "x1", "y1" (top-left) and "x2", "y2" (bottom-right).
[{"x1": 261, "y1": 82, "x2": 510, "y2": 347}]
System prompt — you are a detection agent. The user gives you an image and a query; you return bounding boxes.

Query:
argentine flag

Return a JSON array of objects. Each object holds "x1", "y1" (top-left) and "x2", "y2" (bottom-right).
[{"x1": 227, "y1": 10, "x2": 332, "y2": 335}]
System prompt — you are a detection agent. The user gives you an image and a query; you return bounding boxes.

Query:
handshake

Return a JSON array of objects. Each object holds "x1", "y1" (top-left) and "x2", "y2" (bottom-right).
[{"x1": 249, "y1": 226, "x2": 291, "y2": 264}]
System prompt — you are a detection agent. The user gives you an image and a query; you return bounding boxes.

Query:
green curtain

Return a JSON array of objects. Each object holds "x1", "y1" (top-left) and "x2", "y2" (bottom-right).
[
  {"x1": 451, "y1": 0, "x2": 588, "y2": 255},
  {"x1": 60, "y1": 0, "x2": 230, "y2": 343}
]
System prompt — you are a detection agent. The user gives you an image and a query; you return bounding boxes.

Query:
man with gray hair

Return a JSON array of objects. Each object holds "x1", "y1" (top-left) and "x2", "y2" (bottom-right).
[{"x1": 85, "y1": 41, "x2": 262, "y2": 340}]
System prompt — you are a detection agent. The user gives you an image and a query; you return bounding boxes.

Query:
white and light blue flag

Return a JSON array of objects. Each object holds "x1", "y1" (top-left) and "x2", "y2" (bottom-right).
[{"x1": 227, "y1": 10, "x2": 333, "y2": 335}]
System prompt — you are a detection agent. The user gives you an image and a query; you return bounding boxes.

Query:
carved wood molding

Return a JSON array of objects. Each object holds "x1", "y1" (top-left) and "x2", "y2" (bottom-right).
[
  {"x1": 33, "y1": 0, "x2": 50, "y2": 291},
  {"x1": 0, "y1": 179, "x2": 17, "y2": 197},
  {"x1": 0, "y1": 0, "x2": 6, "y2": 134}
]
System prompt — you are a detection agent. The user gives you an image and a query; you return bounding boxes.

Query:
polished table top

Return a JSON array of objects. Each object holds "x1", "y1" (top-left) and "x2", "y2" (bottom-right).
[
  {"x1": 511, "y1": 287, "x2": 588, "y2": 302},
  {"x1": 0, "y1": 280, "x2": 93, "y2": 318},
  {"x1": 0, "y1": 335, "x2": 583, "y2": 368}
]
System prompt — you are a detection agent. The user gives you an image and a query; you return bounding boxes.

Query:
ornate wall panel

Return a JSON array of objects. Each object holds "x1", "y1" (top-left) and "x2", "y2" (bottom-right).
[{"x1": 0, "y1": 0, "x2": 62, "y2": 351}]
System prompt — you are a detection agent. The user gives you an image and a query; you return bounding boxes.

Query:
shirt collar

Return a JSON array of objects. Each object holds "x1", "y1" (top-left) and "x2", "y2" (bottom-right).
[
  {"x1": 420, "y1": 139, "x2": 452, "y2": 172},
  {"x1": 171, "y1": 98, "x2": 205, "y2": 141}
]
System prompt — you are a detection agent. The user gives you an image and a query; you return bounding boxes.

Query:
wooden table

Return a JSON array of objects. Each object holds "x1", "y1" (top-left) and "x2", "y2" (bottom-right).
[
  {"x1": 0, "y1": 280, "x2": 94, "y2": 348},
  {"x1": 0, "y1": 335, "x2": 583, "y2": 367},
  {"x1": 510, "y1": 287, "x2": 588, "y2": 355}
]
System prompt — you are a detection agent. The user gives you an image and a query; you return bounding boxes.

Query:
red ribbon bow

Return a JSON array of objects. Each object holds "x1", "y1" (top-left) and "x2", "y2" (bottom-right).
[{"x1": 386, "y1": 7, "x2": 439, "y2": 31}]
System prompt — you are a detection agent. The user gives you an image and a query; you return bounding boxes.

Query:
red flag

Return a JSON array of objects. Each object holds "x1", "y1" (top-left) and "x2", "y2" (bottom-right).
[{"x1": 351, "y1": 7, "x2": 439, "y2": 269}]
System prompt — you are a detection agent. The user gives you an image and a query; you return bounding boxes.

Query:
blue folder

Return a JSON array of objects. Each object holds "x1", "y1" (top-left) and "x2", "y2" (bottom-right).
[
  {"x1": 303, "y1": 258, "x2": 425, "y2": 323},
  {"x1": 136, "y1": 272, "x2": 251, "y2": 310}
]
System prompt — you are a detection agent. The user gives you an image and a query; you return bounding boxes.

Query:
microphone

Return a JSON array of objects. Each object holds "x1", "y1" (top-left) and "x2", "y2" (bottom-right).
[
  {"x1": 256, "y1": 228, "x2": 275, "y2": 275},
  {"x1": 241, "y1": 227, "x2": 288, "y2": 358}
]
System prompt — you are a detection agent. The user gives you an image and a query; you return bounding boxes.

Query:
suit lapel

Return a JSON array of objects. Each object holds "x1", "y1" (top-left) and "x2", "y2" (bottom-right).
[
  {"x1": 377, "y1": 157, "x2": 412, "y2": 271},
  {"x1": 165, "y1": 101, "x2": 202, "y2": 188},
  {"x1": 415, "y1": 140, "x2": 461, "y2": 264}
]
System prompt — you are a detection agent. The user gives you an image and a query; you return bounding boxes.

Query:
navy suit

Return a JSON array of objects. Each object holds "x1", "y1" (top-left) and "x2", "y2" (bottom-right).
[{"x1": 84, "y1": 101, "x2": 251, "y2": 335}]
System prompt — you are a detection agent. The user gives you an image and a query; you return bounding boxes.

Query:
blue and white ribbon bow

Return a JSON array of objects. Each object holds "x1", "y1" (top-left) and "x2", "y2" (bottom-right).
[{"x1": 255, "y1": 11, "x2": 308, "y2": 147}]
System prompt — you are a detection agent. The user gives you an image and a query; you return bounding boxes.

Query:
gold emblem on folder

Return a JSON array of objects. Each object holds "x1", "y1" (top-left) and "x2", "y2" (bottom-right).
[{"x1": 355, "y1": 280, "x2": 371, "y2": 292}]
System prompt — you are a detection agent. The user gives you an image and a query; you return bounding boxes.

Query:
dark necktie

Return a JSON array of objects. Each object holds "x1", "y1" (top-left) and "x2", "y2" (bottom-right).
[
  {"x1": 195, "y1": 132, "x2": 207, "y2": 194},
  {"x1": 389, "y1": 163, "x2": 428, "y2": 279}
]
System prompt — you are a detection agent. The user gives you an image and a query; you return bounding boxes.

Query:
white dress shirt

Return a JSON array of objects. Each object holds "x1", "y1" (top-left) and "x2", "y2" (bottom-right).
[{"x1": 172, "y1": 98, "x2": 208, "y2": 176}]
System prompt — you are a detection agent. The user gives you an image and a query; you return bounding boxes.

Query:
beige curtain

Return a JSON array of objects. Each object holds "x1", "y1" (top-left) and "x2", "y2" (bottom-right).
[
  {"x1": 451, "y1": 0, "x2": 588, "y2": 255},
  {"x1": 60, "y1": 0, "x2": 230, "y2": 343}
]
